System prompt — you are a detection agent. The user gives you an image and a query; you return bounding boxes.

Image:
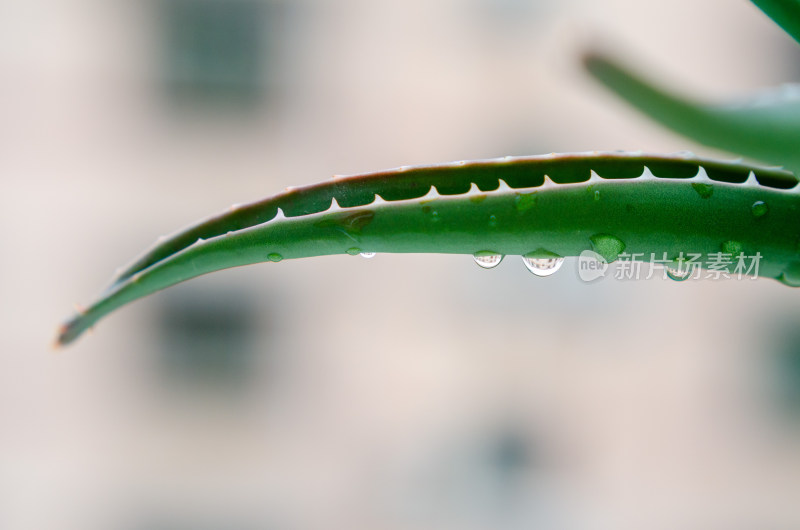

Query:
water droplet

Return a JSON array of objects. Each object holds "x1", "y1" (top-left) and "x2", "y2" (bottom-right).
[
  {"x1": 430, "y1": 211, "x2": 440, "y2": 222},
  {"x1": 488, "y1": 215, "x2": 498, "y2": 228},
  {"x1": 514, "y1": 193, "x2": 537, "y2": 212},
  {"x1": 360, "y1": 252, "x2": 376, "y2": 259},
  {"x1": 315, "y1": 210, "x2": 375, "y2": 234},
  {"x1": 721, "y1": 240, "x2": 743, "y2": 256},
  {"x1": 268, "y1": 253, "x2": 283, "y2": 262},
  {"x1": 780, "y1": 261, "x2": 800, "y2": 286},
  {"x1": 473, "y1": 252, "x2": 503, "y2": 269},
  {"x1": 522, "y1": 256, "x2": 564, "y2": 276},
  {"x1": 665, "y1": 267, "x2": 692, "y2": 282},
  {"x1": 346, "y1": 247, "x2": 361, "y2": 256},
  {"x1": 691, "y1": 182, "x2": 714, "y2": 199},
  {"x1": 590, "y1": 234, "x2": 626, "y2": 263},
  {"x1": 594, "y1": 190, "x2": 601, "y2": 201},
  {"x1": 751, "y1": 201, "x2": 768, "y2": 218},
  {"x1": 779, "y1": 274, "x2": 800, "y2": 288}
]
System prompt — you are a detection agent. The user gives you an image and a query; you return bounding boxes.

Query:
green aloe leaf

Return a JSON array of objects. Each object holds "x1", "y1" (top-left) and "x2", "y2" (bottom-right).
[
  {"x1": 583, "y1": 52, "x2": 800, "y2": 175},
  {"x1": 752, "y1": 0, "x2": 800, "y2": 45},
  {"x1": 56, "y1": 152, "x2": 800, "y2": 347}
]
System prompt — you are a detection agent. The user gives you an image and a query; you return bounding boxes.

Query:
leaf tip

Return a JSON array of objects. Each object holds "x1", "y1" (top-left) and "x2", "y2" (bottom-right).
[
  {"x1": 54, "y1": 312, "x2": 91, "y2": 348},
  {"x1": 580, "y1": 50, "x2": 608, "y2": 76}
]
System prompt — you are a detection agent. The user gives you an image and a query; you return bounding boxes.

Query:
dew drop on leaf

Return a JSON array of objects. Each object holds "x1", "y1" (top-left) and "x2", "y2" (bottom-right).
[
  {"x1": 522, "y1": 256, "x2": 564, "y2": 276},
  {"x1": 665, "y1": 267, "x2": 692, "y2": 282},
  {"x1": 473, "y1": 252, "x2": 503, "y2": 269},
  {"x1": 751, "y1": 201, "x2": 768, "y2": 218},
  {"x1": 590, "y1": 234, "x2": 626, "y2": 263},
  {"x1": 721, "y1": 240, "x2": 743, "y2": 255},
  {"x1": 780, "y1": 261, "x2": 800, "y2": 286},
  {"x1": 267, "y1": 253, "x2": 283, "y2": 262},
  {"x1": 360, "y1": 252, "x2": 376, "y2": 259},
  {"x1": 691, "y1": 182, "x2": 714, "y2": 199},
  {"x1": 514, "y1": 193, "x2": 537, "y2": 212}
]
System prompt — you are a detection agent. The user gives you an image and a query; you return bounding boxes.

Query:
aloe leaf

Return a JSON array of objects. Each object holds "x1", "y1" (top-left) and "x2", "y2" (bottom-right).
[
  {"x1": 583, "y1": 52, "x2": 800, "y2": 175},
  {"x1": 56, "y1": 152, "x2": 800, "y2": 347},
  {"x1": 751, "y1": 0, "x2": 800, "y2": 45}
]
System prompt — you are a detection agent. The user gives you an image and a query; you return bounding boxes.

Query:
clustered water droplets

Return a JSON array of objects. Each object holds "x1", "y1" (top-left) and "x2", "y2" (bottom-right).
[{"x1": 472, "y1": 252, "x2": 566, "y2": 276}]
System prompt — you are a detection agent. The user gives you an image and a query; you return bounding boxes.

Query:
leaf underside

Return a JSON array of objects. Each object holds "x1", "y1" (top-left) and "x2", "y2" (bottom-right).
[{"x1": 57, "y1": 152, "x2": 800, "y2": 347}]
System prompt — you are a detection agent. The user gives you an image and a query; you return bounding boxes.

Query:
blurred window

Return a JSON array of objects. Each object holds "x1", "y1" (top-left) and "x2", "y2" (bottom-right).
[
  {"x1": 154, "y1": 283, "x2": 261, "y2": 393},
  {"x1": 159, "y1": 0, "x2": 275, "y2": 106}
]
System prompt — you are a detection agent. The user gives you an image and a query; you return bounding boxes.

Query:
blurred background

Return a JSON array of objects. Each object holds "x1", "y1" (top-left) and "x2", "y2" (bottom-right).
[{"x1": 4, "y1": 0, "x2": 800, "y2": 528}]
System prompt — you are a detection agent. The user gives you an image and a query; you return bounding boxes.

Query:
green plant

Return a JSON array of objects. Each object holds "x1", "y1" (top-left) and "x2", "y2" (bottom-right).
[{"x1": 56, "y1": 0, "x2": 800, "y2": 347}]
